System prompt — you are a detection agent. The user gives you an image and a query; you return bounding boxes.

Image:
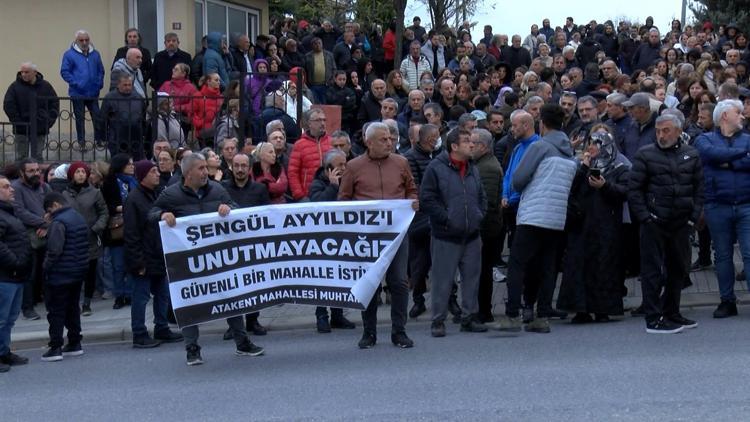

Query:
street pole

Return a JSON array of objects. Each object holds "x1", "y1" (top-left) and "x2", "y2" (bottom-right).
[{"x1": 681, "y1": 0, "x2": 686, "y2": 26}]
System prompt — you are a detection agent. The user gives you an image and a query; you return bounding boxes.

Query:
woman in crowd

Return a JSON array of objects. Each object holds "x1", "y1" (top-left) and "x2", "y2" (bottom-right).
[
  {"x1": 283, "y1": 80, "x2": 312, "y2": 123},
  {"x1": 558, "y1": 125, "x2": 631, "y2": 323},
  {"x1": 327, "y1": 70, "x2": 358, "y2": 135},
  {"x1": 200, "y1": 148, "x2": 225, "y2": 181},
  {"x1": 156, "y1": 148, "x2": 175, "y2": 191},
  {"x1": 247, "y1": 59, "x2": 270, "y2": 116},
  {"x1": 62, "y1": 162, "x2": 108, "y2": 317},
  {"x1": 251, "y1": 142, "x2": 288, "y2": 204},
  {"x1": 101, "y1": 153, "x2": 136, "y2": 309},
  {"x1": 386, "y1": 69, "x2": 409, "y2": 109},
  {"x1": 157, "y1": 63, "x2": 198, "y2": 123},
  {"x1": 191, "y1": 72, "x2": 223, "y2": 148}
]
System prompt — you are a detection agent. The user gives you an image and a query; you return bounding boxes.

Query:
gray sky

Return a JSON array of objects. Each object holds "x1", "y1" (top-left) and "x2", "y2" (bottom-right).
[{"x1": 406, "y1": 0, "x2": 695, "y2": 40}]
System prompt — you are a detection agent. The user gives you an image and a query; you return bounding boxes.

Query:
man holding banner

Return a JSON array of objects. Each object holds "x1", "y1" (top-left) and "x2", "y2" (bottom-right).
[
  {"x1": 150, "y1": 153, "x2": 264, "y2": 366},
  {"x1": 338, "y1": 122, "x2": 419, "y2": 349}
]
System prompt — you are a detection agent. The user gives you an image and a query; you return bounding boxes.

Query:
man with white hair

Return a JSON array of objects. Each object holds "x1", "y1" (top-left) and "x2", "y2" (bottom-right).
[
  {"x1": 628, "y1": 113, "x2": 704, "y2": 334},
  {"x1": 60, "y1": 30, "x2": 105, "y2": 144},
  {"x1": 3, "y1": 62, "x2": 59, "y2": 159},
  {"x1": 338, "y1": 122, "x2": 419, "y2": 349},
  {"x1": 695, "y1": 99, "x2": 750, "y2": 318},
  {"x1": 110, "y1": 48, "x2": 145, "y2": 97}
]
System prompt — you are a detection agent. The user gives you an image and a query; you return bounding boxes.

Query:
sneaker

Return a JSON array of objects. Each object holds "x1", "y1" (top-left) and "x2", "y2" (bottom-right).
[
  {"x1": 0, "y1": 362, "x2": 8, "y2": 372},
  {"x1": 154, "y1": 329, "x2": 183, "y2": 343},
  {"x1": 522, "y1": 307, "x2": 534, "y2": 324},
  {"x1": 101, "y1": 291, "x2": 113, "y2": 300},
  {"x1": 630, "y1": 305, "x2": 646, "y2": 317},
  {"x1": 713, "y1": 301, "x2": 738, "y2": 318},
  {"x1": 667, "y1": 314, "x2": 698, "y2": 329},
  {"x1": 525, "y1": 318, "x2": 551, "y2": 333},
  {"x1": 571, "y1": 312, "x2": 594, "y2": 324},
  {"x1": 492, "y1": 267, "x2": 507, "y2": 282},
  {"x1": 490, "y1": 315, "x2": 523, "y2": 332},
  {"x1": 22, "y1": 309, "x2": 40, "y2": 320},
  {"x1": 431, "y1": 321, "x2": 446, "y2": 337},
  {"x1": 316, "y1": 316, "x2": 331, "y2": 333},
  {"x1": 408, "y1": 300, "x2": 427, "y2": 318},
  {"x1": 460, "y1": 318, "x2": 488, "y2": 333},
  {"x1": 222, "y1": 328, "x2": 233, "y2": 341},
  {"x1": 330, "y1": 315, "x2": 356, "y2": 329},
  {"x1": 112, "y1": 297, "x2": 125, "y2": 310},
  {"x1": 62, "y1": 343, "x2": 84, "y2": 356},
  {"x1": 81, "y1": 304, "x2": 92, "y2": 317},
  {"x1": 391, "y1": 332, "x2": 414, "y2": 348},
  {"x1": 41, "y1": 347, "x2": 63, "y2": 362},
  {"x1": 645, "y1": 317, "x2": 684, "y2": 334},
  {"x1": 358, "y1": 333, "x2": 376, "y2": 349},
  {"x1": 133, "y1": 336, "x2": 161, "y2": 349},
  {"x1": 0, "y1": 352, "x2": 29, "y2": 366},
  {"x1": 235, "y1": 340, "x2": 264, "y2": 356},
  {"x1": 690, "y1": 259, "x2": 711, "y2": 272},
  {"x1": 186, "y1": 345, "x2": 203, "y2": 366}
]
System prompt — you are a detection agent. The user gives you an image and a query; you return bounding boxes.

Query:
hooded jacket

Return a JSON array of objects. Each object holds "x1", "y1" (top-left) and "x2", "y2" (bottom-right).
[
  {"x1": 3, "y1": 71, "x2": 60, "y2": 135},
  {"x1": 60, "y1": 42, "x2": 105, "y2": 97},
  {"x1": 202, "y1": 32, "x2": 229, "y2": 88},
  {"x1": 247, "y1": 59, "x2": 270, "y2": 115},
  {"x1": 110, "y1": 58, "x2": 146, "y2": 97},
  {"x1": 513, "y1": 130, "x2": 578, "y2": 230}
]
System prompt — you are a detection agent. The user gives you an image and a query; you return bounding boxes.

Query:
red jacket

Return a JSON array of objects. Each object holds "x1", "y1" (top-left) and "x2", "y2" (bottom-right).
[
  {"x1": 383, "y1": 30, "x2": 396, "y2": 61},
  {"x1": 158, "y1": 78, "x2": 198, "y2": 115},
  {"x1": 253, "y1": 167, "x2": 288, "y2": 204},
  {"x1": 191, "y1": 85, "x2": 223, "y2": 133},
  {"x1": 287, "y1": 132, "x2": 332, "y2": 200}
]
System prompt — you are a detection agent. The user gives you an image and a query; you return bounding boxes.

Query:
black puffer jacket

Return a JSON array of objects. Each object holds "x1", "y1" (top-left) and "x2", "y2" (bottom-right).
[
  {"x1": 124, "y1": 184, "x2": 165, "y2": 277},
  {"x1": 2, "y1": 71, "x2": 59, "y2": 136},
  {"x1": 148, "y1": 180, "x2": 237, "y2": 221},
  {"x1": 326, "y1": 84, "x2": 358, "y2": 123},
  {"x1": 628, "y1": 142, "x2": 704, "y2": 229},
  {"x1": 0, "y1": 201, "x2": 31, "y2": 283}
]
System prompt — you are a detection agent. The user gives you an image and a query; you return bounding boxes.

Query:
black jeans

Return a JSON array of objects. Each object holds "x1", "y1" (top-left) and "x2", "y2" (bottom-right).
[
  {"x1": 408, "y1": 228, "x2": 431, "y2": 302},
  {"x1": 640, "y1": 223, "x2": 691, "y2": 322},
  {"x1": 502, "y1": 205, "x2": 518, "y2": 249},
  {"x1": 505, "y1": 225, "x2": 562, "y2": 317},
  {"x1": 479, "y1": 233, "x2": 502, "y2": 317},
  {"x1": 83, "y1": 259, "x2": 98, "y2": 301},
  {"x1": 22, "y1": 247, "x2": 45, "y2": 312},
  {"x1": 44, "y1": 282, "x2": 83, "y2": 348},
  {"x1": 362, "y1": 240, "x2": 408, "y2": 335},
  {"x1": 697, "y1": 225, "x2": 712, "y2": 265}
]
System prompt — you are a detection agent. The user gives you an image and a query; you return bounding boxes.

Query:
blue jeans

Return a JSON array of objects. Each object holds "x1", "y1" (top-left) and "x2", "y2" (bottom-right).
[
  {"x1": 71, "y1": 98, "x2": 103, "y2": 143},
  {"x1": 0, "y1": 282, "x2": 23, "y2": 356},
  {"x1": 109, "y1": 246, "x2": 130, "y2": 298},
  {"x1": 97, "y1": 247, "x2": 114, "y2": 294},
  {"x1": 130, "y1": 275, "x2": 169, "y2": 337},
  {"x1": 704, "y1": 202, "x2": 750, "y2": 302}
]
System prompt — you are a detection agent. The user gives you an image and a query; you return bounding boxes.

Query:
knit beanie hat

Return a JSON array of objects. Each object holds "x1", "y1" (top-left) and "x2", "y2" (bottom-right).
[
  {"x1": 67, "y1": 161, "x2": 90, "y2": 181},
  {"x1": 53, "y1": 163, "x2": 70, "y2": 180},
  {"x1": 134, "y1": 160, "x2": 156, "y2": 182}
]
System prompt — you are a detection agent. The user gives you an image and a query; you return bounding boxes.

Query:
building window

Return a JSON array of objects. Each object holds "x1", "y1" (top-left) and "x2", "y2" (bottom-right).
[
  {"x1": 129, "y1": 0, "x2": 165, "y2": 55},
  {"x1": 195, "y1": 0, "x2": 260, "y2": 45}
]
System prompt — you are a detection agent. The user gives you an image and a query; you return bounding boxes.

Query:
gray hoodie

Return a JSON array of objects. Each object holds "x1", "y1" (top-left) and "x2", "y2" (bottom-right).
[{"x1": 513, "y1": 129, "x2": 577, "y2": 231}]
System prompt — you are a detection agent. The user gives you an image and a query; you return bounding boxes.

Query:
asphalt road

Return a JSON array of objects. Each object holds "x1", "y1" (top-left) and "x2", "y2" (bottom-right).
[{"x1": 2, "y1": 306, "x2": 749, "y2": 421}]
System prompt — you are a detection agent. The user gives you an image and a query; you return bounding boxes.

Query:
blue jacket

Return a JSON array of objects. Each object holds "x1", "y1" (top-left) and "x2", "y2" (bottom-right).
[
  {"x1": 60, "y1": 43, "x2": 105, "y2": 97},
  {"x1": 502, "y1": 134, "x2": 540, "y2": 206},
  {"x1": 420, "y1": 151, "x2": 487, "y2": 243},
  {"x1": 203, "y1": 32, "x2": 229, "y2": 89},
  {"x1": 620, "y1": 113, "x2": 656, "y2": 160},
  {"x1": 695, "y1": 129, "x2": 750, "y2": 205},
  {"x1": 43, "y1": 207, "x2": 89, "y2": 285}
]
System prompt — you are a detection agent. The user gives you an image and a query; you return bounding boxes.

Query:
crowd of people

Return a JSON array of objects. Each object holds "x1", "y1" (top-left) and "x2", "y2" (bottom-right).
[{"x1": 2, "y1": 12, "x2": 750, "y2": 368}]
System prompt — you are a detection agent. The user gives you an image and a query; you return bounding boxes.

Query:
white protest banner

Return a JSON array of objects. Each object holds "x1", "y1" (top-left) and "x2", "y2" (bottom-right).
[{"x1": 159, "y1": 200, "x2": 415, "y2": 328}]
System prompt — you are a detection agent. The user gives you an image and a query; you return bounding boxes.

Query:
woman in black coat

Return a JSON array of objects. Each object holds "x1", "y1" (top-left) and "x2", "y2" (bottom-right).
[{"x1": 557, "y1": 126, "x2": 631, "y2": 323}]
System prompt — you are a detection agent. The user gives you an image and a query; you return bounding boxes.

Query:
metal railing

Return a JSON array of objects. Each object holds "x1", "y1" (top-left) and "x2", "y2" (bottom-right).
[{"x1": 0, "y1": 69, "x2": 305, "y2": 165}]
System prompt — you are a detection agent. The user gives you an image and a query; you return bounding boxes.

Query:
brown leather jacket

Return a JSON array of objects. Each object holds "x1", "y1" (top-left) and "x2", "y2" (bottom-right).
[{"x1": 338, "y1": 153, "x2": 418, "y2": 201}]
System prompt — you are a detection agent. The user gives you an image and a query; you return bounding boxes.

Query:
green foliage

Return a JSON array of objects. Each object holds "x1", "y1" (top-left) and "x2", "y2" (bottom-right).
[{"x1": 690, "y1": 0, "x2": 750, "y2": 35}]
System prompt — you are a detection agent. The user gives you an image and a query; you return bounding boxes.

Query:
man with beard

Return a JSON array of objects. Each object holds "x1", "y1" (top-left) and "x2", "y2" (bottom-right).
[
  {"x1": 150, "y1": 33, "x2": 192, "y2": 91},
  {"x1": 11, "y1": 159, "x2": 49, "y2": 321},
  {"x1": 569, "y1": 95, "x2": 601, "y2": 154},
  {"x1": 150, "y1": 153, "x2": 264, "y2": 365}
]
